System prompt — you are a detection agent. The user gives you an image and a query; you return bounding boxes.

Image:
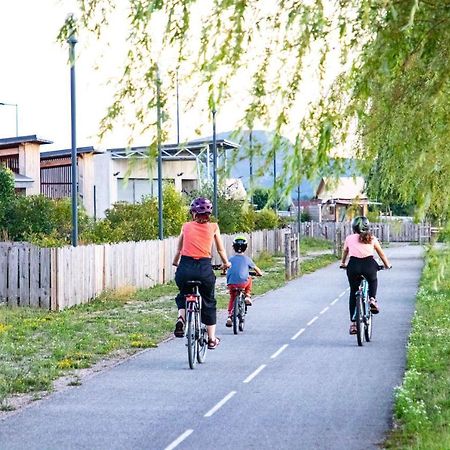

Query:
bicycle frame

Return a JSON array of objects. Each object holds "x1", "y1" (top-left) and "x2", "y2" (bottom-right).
[
  {"x1": 230, "y1": 287, "x2": 247, "y2": 334},
  {"x1": 353, "y1": 276, "x2": 372, "y2": 346}
]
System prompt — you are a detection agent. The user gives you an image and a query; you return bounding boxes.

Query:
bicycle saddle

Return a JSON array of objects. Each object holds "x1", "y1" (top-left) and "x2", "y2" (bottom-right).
[{"x1": 186, "y1": 280, "x2": 202, "y2": 287}]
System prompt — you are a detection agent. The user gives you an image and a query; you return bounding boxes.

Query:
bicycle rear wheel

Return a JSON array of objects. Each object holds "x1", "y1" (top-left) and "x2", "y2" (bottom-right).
[
  {"x1": 355, "y1": 293, "x2": 364, "y2": 346},
  {"x1": 238, "y1": 297, "x2": 246, "y2": 332},
  {"x1": 232, "y1": 296, "x2": 240, "y2": 335},
  {"x1": 197, "y1": 322, "x2": 208, "y2": 363},
  {"x1": 186, "y1": 311, "x2": 197, "y2": 369}
]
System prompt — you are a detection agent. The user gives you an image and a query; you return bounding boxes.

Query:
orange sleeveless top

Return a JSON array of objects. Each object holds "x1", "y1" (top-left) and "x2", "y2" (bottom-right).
[{"x1": 181, "y1": 221, "x2": 219, "y2": 258}]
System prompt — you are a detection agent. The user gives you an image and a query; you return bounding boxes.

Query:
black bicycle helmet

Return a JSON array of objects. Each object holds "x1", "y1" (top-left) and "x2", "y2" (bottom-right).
[
  {"x1": 232, "y1": 236, "x2": 248, "y2": 253},
  {"x1": 352, "y1": 216, "x2": 370, "y2": 234}
]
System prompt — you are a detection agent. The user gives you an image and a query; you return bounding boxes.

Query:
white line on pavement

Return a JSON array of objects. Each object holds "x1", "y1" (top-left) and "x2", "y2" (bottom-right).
[
  {"x1": 271, "y1": 344, "x2": 289, "y2": 359},
  {"x1": 320, "y1": 306, "x2": 329, "y2": 315},
  {"x1": 330, "y1": 298, "x2": 339, "y2": 305},
  {"x1": 243, "y1": 364, "x2": 266, "y2": 384},
  {"x1": 204, "y1": 391, "x2": 237, "y2": 417},
  {"x1": 164, "y1": 429, "x2": 194, "y2": 450},
  {"x1": 339, "y1": 289, "x2": 348, "y2": 298},
  {"x1": 291, "y1": 328, "x2": 305, "y2": 340},
  {"x1": 307, "y1": 316, "x2": 318, "y2": 326}
]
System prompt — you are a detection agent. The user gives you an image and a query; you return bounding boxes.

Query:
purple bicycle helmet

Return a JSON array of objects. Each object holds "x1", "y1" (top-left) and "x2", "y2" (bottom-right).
[{"x1": 190, "y1": 197, "x2": 213, "y2": 215}]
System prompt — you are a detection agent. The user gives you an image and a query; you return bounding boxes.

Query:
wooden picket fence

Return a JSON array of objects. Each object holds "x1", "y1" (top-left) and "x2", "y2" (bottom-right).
[
  {"x1": 0, "y1": 229, "x2": 284, "y2": 311},
  {"x1": 0, "y1": 222, "x2": 432, "y2": 311}
]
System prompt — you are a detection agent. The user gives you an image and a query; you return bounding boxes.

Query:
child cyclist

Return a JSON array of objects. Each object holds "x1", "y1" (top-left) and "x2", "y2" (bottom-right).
[
  {"x1": 172, "y1": 197, "x2": 230, "y2": 349},
  {"x1": 340, "y1": 216, "x2": 391, "y2": 335},
  {"x1": 226, "y1": 236, "x2": 262, "y2": 327}
]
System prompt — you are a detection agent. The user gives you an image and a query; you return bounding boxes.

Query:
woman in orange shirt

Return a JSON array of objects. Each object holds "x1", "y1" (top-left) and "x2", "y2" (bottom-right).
[{"x1": 172, "y1": 197, "x2": 230, "y2": 349}]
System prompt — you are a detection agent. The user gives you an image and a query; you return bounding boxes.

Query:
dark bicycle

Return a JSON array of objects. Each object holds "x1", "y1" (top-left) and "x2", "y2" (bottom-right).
[
  {"x1": 184, "y1": 281, "x2": 208, "y2": 369},
  {"x1": 229, "y1": 270, "x2": 259, "y2": 335},
  {"x1": 351, "y1": 265, "x2": 386, "y2": 346}
]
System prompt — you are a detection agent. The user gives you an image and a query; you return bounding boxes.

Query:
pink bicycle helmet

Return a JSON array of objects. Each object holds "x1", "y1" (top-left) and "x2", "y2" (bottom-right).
[{"x1": 190, "y1": 197, "x2": 213, "y2": 215}]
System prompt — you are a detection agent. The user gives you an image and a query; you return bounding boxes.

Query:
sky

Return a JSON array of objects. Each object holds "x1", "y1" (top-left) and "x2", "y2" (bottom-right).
[
  {"x1": 0, "y1": 1, "x2": 347, "y2": 153},
  {"x1": 0, "y1": 0, "x2": 250, "y2": 151}
]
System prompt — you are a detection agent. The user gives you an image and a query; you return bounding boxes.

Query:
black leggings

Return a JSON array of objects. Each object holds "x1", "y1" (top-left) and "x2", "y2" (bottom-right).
[
  {"x1": 175, "y1": 256, "x2": 216, "y2": 326},
  {"x1": 346, "y1": 256, "x2": 379, "y2": 320}
]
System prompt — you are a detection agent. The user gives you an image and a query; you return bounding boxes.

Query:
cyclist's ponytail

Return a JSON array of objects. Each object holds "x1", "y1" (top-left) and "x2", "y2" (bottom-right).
[{"x1": 359, "y1": 231, "x2": 373, "y2": 244}]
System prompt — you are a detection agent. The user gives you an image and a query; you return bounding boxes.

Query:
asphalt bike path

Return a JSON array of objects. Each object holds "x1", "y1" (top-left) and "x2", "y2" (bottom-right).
[{"x1": 0, "y1": 244, "x2": 423, "y2": 450}]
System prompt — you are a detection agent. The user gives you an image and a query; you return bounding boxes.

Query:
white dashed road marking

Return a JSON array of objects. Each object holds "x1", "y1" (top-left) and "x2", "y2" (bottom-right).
[
  {"x1": 271, "y1": 344, "x2": 289, "y2": 359},
  {"x1": 204, "y1": 391, "x2": 237, "y2": 418},
  {"x1": 243, "y1": 364, "x2": 266, "y2": 383},
  {"x1": 307, "y1": 316, "x2": 318, "y2": 326},
  {"x1": 320, "y1": 306, "x2": 329, "y2": 315},
  {"x1": 291, "y1": 328, "x2": 305, "y2": 340},
  {"x1": 164, "y1": 429, "x2": 193, "y2": 450}
]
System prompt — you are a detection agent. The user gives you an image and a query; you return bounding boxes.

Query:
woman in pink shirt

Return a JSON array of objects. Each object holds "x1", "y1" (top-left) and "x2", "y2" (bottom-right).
[{"x1": 340, "y1": 216, "x2": 391, "y2": 335}]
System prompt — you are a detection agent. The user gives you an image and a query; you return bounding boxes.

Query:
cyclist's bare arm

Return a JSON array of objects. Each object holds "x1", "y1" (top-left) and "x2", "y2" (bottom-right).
[
  {"x1": 340, "y1": 247, "x2": 349, "y2": 267},
  {"x1": 374, "y1": 241, "x2": 391, "y2": 268},
  {"x1": 214, "y1": 232, "x2": 231, "y2": 269},
  {"x1": 172, "y1": 233, "x2": 183, "y2": 266},
  {"x1": 253, "y1": 265, "x2": 263, "y2": 276}
]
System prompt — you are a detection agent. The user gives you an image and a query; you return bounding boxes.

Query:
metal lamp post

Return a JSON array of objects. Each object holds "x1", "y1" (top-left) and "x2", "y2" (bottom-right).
[
  {"x1": 249, "y1": 130, "x2": 253, "y2": 207},
  {"x1": 212, "y1": 108, "x2": 218, "y2": 218},
  {"x1": 273, "y1": 150, "x2": 277, "y2": 212},
  {"x1": 68, "y1": 27, "x2": 78, "y2": 247},
  {"x1": 156, "y1": 66, "x2": 164, "y2": 240},
  {"x1": 0, "y1": 102, "x2": 18, "y2": 136}
]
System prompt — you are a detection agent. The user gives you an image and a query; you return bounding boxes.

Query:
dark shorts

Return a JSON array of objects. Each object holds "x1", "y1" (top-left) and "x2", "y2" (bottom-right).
[{"x1": 175, "y1": 256, "x2": 216, "y2": 325}]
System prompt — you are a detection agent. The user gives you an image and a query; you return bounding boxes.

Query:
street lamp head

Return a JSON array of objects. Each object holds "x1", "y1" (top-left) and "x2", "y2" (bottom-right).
[{"x1": 66, "y1": 13, "x2": 78, "y2": 44}]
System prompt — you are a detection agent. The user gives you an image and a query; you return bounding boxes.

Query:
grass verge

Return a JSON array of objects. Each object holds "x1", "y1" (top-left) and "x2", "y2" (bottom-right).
[
  {"x1": 0, "y1": 249, "x2": 336, "y2": 409},
  {"x1": 384, "y1": 246, "x2": 450, "y2": 449}
]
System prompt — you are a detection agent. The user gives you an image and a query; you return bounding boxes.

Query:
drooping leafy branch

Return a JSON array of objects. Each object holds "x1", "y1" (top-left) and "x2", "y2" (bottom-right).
[{"x1": 59, "y1": 0, "x2": 450, "y2": 222}]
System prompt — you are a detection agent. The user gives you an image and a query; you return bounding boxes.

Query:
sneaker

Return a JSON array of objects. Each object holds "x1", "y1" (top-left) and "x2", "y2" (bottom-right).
[
  {"x1": 349, "y1": 322, "x2": 357, "y2": 335},
  {"x1": 369, "y1": 298, "x2": 380, "y2": 314},
  {"x1": 226, "y1": 316, "x2": 232, "y2": 327},
  {"x1": 174, "y1": 317, "x2": 185, "y2": 337},
  {"x1": 244, "y1": 296, "x2": 253, "y2": 306}
]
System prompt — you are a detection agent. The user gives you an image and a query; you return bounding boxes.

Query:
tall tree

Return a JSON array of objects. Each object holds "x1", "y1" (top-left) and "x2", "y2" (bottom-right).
[{"x1": 60, "y1": 1, "x2": 450, "y2": 222}]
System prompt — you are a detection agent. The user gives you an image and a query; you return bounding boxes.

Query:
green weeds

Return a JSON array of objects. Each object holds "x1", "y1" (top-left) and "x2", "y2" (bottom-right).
[{"x1": 385, "y1": 247, "x2": 450, "y2": 449}]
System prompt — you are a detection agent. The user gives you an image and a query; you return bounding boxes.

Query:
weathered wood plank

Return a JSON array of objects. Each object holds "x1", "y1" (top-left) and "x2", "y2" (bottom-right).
[
  {"x1": 7, "y1": 245, "x2": 19, "y2": 307},
  {"x1": 29, "y1": 246, "x2": 40, "y2": 307},
  {"x1": 40, "y1": 248, "x2": 51, "y2": 310},
  {"x1": 0, "y1": 244, "x2": 9, "y2": 304}
]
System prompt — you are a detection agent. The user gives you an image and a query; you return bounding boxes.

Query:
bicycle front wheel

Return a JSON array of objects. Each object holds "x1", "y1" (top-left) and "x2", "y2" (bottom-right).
[
  {"x1": 364, "y1": 303, "x2": 373, "y2": 342},
  {"x1": 186, "y1": 311, "x2": 197, "y2": 369},
  {"x1": 197, "y1": 321, "x2": 208, "y2": 363},
  {"x1": 355, "y1": 293, "x2": 364, "y2": 347}
]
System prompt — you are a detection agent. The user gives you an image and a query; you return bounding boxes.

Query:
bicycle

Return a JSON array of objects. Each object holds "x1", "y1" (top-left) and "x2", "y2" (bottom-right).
[
  {"x1": 184, "y1": 280, "x2": 208, "y2": 369},
  {"x1": 183, "y1": 265, "x2": 224, "y2": 369},
  {"x1": 229, "y1": 270, "x2": 259, "y2": 335},
  {"x1": 342, "y1": 264, "x2": 387, "y2": 346}
]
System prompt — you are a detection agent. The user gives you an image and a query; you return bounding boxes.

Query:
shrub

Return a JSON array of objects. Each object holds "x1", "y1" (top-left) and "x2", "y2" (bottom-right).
[
  {"x1": 86, "y1": 184, "x2": 187, "y2": 243},
  {"x1": 254, "y1": 208, "x2": 280, "y2": 230}
]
